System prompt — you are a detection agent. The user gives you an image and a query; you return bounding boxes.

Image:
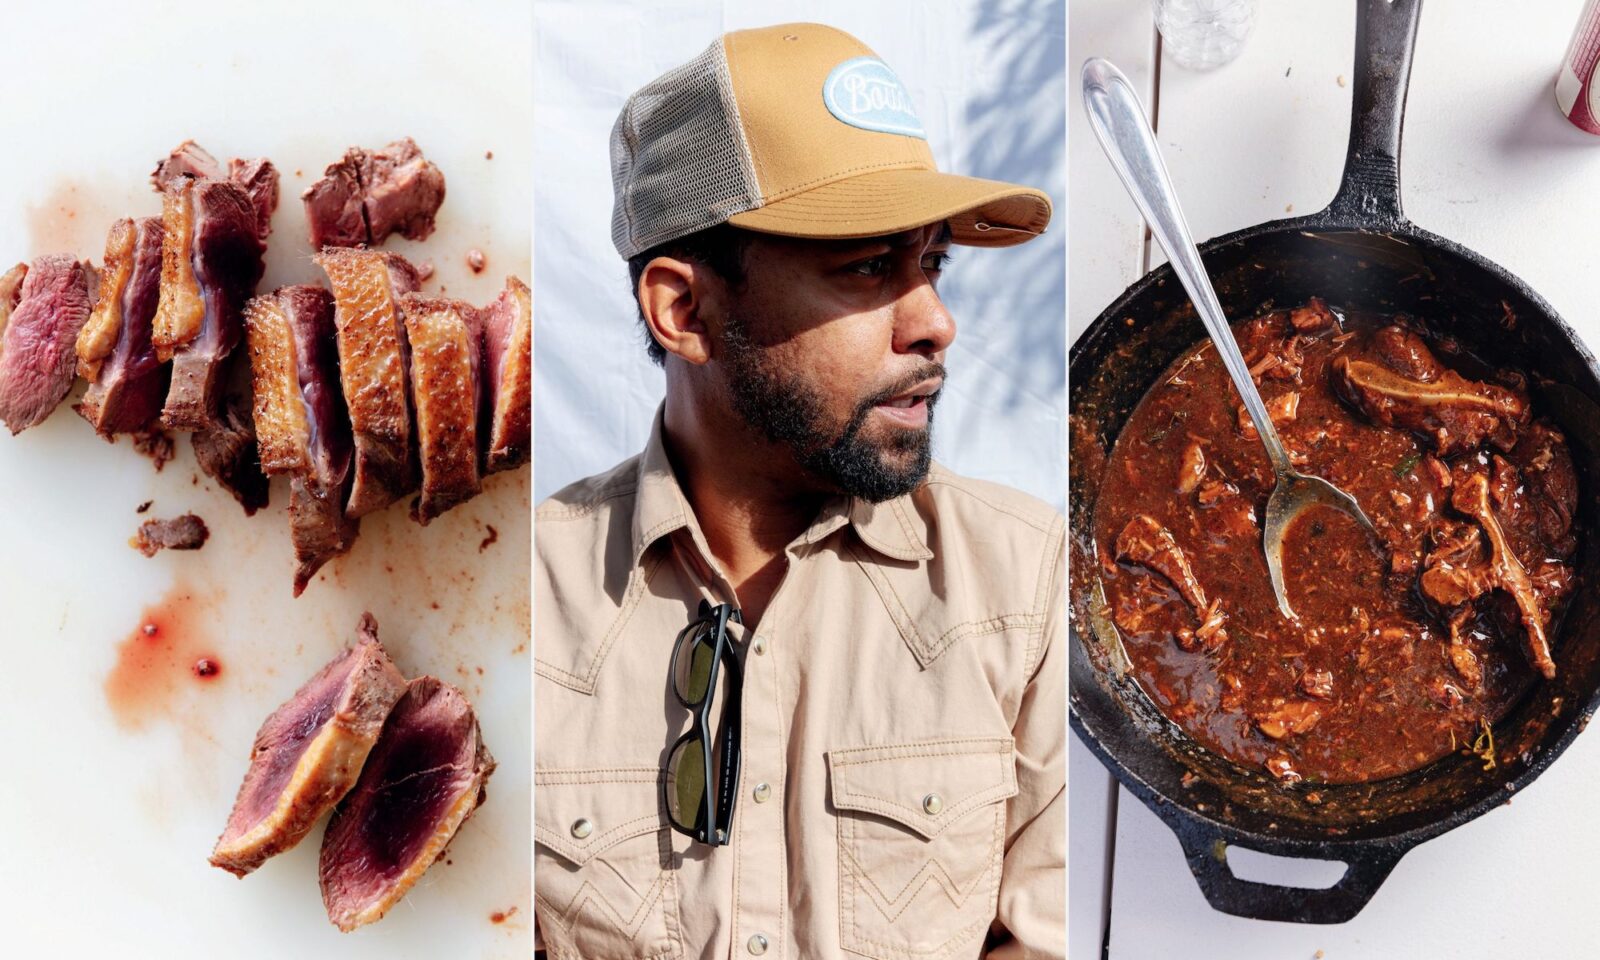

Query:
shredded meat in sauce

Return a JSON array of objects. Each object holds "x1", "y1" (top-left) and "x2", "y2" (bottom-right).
[{"x1": 1095, "y1": 300, "x2": 1578, "y2": 784}]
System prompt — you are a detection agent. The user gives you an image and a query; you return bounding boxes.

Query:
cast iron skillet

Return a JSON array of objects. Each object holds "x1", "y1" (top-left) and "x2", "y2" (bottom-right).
[{"x1": 1069, "y1": 0, "x2": 1600, "y2": 924}]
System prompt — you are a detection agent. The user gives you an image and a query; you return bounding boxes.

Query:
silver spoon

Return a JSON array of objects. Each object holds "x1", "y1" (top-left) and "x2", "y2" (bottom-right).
[{"x1": 1081, "y1": 57, "x2": 1376, "y2": 621}]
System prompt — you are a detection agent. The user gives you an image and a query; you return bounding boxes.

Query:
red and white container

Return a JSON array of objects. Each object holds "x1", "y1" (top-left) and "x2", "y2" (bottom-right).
[{"x1": 1557, "y1": 0, "x2": 1600, "y2": 134}]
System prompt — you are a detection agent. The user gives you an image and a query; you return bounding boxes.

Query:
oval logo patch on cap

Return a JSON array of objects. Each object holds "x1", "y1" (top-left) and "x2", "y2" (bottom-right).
[{"x1": 822, "y1": 57, "x2": 926, "y2": 139}]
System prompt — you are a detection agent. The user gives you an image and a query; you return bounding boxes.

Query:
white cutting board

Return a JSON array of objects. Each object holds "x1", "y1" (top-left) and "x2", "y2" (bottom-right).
[{"x1": 0, "y1": 2, "x2": 532, "y2": 955}]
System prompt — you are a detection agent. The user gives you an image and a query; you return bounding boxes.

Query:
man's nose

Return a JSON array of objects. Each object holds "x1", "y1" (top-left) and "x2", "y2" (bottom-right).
[{"x1": 893, "y1": 278, "x2": 956, "y2": 357}]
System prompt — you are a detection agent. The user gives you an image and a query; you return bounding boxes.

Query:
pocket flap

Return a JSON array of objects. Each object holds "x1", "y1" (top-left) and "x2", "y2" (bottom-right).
[
  {"x1": 535, "y1": 766, "x2": 664, "y2": 867},
  {"x1": 827, "y1": 736, "x2": 1017, "y2": 840}
]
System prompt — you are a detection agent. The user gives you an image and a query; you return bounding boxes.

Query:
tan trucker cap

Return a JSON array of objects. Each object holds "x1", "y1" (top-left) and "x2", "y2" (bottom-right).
[{"x1": 609, "y1": 22, "x2": 1053, "y2": 260}]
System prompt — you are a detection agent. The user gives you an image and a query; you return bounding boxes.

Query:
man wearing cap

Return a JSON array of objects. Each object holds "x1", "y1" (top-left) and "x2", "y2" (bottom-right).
[{"x1": 535, "y1": 22, "x2": 1063, "y2": 960}]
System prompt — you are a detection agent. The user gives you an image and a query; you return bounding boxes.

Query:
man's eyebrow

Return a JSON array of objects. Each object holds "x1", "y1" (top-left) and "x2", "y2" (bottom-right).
[{"x1": 933, "y1": 222, "x2": 953, "y2": 244}]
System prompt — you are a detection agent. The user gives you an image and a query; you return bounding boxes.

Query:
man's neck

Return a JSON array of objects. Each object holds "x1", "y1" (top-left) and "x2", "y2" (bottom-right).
[{"x1": 662, "y1": 392, "x2": 823, "y2": 630}]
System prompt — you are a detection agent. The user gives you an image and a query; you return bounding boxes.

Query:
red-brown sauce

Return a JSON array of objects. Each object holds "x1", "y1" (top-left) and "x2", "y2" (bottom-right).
[
  {"x1": 1094, "y1": 301, "x2": 1578, "y2": 784},
  {"x1": 105, "y1": 586, "x2": 224, "y2": 729}
]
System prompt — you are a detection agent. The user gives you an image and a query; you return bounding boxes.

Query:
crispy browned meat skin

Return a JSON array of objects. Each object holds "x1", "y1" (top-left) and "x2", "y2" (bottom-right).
[
  {"x1": 0, "y1": 255, "x2": 95, "y2": 434},
  {"x1": 210, "y1": 614, "x2": 407, "y2": 878},
  {"x1": 1115, "y1": 514, "x2": 1207, "y2": 611},
  {"x1": 479, "y1": 276, "x2": 531, "y2": 474},
  {"x1": 1332, "y1": 325, "x2": 1530, "y2": 455},
  {"x1": 316, "y1": 249, "x2": 422, "y2": 518},
  {"x1": 244, "y1": 285, "x2": 359, "y2": 592},
  {"x1": 77, "y1": 218, "x2": 169, "y2": 436},
  {"x1": 130, "y1": 513, "x2": 209, "y2": 557},
  {"x1": 401, "y1": 295, "x2": 481, "y2": 524},
  {"x1": 0, "y1": 263, "x2": 25, "y2": 333},
  {"x1": 302, "y1": 138, "x2": 445, "y2": 249}
]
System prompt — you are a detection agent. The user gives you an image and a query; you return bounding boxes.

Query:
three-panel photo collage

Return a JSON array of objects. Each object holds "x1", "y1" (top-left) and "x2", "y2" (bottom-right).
[{"x1": 8, "y1": 1, "x2": 1600, "y2": 957}]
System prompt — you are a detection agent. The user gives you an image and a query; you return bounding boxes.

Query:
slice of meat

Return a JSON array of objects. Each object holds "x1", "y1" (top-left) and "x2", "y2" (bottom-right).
[
  {"x1": 1332, "y1": 326, "x2": 1530, "y2": 455},
  {"x1": 1115, "y1": 514, "x2": 1207, "y2": 611},
  {"x1": 303, "y1": 138, "x2": 446, "y2": 249},
  {"x1": 402, "y1": 295, "x2": 481, "y2": 523},
  {"x1": 1176, "y1": 441, "x2": 1205, "y2": 494},
  {"x1": 130, "y1": 513, "x2": 209, "y2": 556},
  {"x1": 152, "y1": 177, "x2": 266, "y2": 430},
  {"x1": 191, "y1": 352, "x2": 270, "y2": 515},
  {"x1": 151, "y1": 139, "x2": 222, "y2": 187},
  {"x1": 479, "y1": 276, "x2": 531, "y2": 474},
  {"x1": 1253, "y1": 699, "x2": 1323, "y2": 740},
  {"x1": 1288, "y1": 297, "x2": 1337, "y2": 334},
  {"x1": 1421, "y1": 469, "x2": 1556, "y2": 679},
  {"x1": 244, "y1": 285, "x2": 359, "y2": 593},
  {"x1": 210, "y1": 615, "x2": 407, "y2": 878},
  {"x1": 319, "y1": 676, "x2": 494, "y2": 932},
  {"x1": 77, "y1": 217, "x2": 169, "y2": 436},
  {"x1": 317, "y1": 248, "x2": 422, "y2": 518},
  {"x1": 0, "y1": 255, "x2": 95, "y2": 434},
  {"x1": 227, "y1": 157, "x2": 280, "y2": 241}
]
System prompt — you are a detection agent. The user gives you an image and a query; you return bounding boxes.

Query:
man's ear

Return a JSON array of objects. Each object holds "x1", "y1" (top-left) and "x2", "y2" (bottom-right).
[{"x1": 639, "y1": 257, "x2": 713, "y2": 365}]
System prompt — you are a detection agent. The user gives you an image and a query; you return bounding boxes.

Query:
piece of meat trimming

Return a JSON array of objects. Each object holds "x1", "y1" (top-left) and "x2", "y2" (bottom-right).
[
  {"x1": 319, "y1": 675, "x2": 494, "y2": 932},
  {"x1": 0, "y1": 255, "x2": 96, "y2": 434},
  {"x1": 479, "y1": 275, "x2": 530, "y2": 474},
  {"x1": 302, "y1": 138, "x2": 446, "y2": 250},
  {"x1": 245, "y1": 285, "x2": 359, "y2": 593},
  {"x1": 210, "y1": 614, "x2": 407, "y2": 878},
  {"x1": 401, "y1": 294, "x2": 482, "y2": 523},
  {"x1": 316, "y1": 248, "x2": 421, "y2": 518},
  {"x1": 151, "y1": 141, "x2": 279, "y2": 243},
  {"x1": 76, "y1": 217, "x2": 170, "y2": 436},
  {"x1": 152, "y1": 177, "x2": 266, "y2": 431}
]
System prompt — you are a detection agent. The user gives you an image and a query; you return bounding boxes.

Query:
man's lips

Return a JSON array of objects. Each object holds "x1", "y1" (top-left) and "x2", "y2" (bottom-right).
[{"x1": 872, "y1": 378, "x2": 943, "y2": 427}]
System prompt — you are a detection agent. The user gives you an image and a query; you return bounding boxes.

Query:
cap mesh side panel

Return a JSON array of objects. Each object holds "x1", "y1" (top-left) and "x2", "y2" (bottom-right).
[{"x1": 610, "y1": 40, "x2": 761, "y2": 259}]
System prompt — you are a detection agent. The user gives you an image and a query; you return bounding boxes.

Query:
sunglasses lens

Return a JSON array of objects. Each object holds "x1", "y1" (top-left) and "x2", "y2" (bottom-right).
[
  {"x1": 666, "y1": 736, "x2": 706, "y2": 832},
  {"x1": 673, "y1": 629, "x2": 716, "y2": 704}
]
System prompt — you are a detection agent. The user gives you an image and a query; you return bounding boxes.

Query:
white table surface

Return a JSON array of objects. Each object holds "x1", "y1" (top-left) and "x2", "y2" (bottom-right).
[
  {"x1": 0, "y1": 2, "x2": 532, "y2": 955},
  {"x1": 1069, "y1": 1, "x2": 1600, "y2": 957}
]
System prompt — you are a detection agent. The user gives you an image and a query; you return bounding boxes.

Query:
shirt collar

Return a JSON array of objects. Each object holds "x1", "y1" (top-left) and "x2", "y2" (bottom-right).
[{"x1": 631, "y1": 406, "x2": 935, "y2": 568}]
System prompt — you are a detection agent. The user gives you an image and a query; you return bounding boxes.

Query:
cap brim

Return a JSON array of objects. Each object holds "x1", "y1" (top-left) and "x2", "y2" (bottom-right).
[{"x1": 726, "y1": 168, "x2": 1052, "y2": 248}]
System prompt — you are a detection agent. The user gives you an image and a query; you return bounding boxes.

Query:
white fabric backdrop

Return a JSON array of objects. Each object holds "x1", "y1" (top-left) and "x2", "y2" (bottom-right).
[{"x1": 533, "y1": 0, "x2": 1066, "y2": 507}]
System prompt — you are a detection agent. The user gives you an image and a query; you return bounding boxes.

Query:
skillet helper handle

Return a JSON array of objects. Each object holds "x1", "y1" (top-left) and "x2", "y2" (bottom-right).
[
  {"x1": 1168, "y1": 813, "x2": 1412, "y2": 924},
  {"x1": 1327, "y1": 0, "x2": 1424, "y2": 224}
]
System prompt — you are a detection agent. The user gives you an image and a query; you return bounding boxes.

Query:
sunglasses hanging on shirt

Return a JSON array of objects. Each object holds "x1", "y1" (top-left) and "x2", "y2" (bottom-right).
[{"x1": 664, "y1": 599, "x2": 744, "y2": 846}]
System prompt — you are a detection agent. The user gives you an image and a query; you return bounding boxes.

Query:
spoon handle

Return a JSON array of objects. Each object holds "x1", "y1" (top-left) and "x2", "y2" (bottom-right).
[{"x1": 1081, "y1": 58, "x2": 1293, "y2": 479}]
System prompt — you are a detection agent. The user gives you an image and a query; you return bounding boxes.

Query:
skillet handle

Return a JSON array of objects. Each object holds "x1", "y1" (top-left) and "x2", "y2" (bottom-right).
[
  {"x1": 1165, "y1": 810, "x2": 1414, "y2": 924},
  {"x1": 1326, "y1": 0, "x2": 1424, "y2": 225}
]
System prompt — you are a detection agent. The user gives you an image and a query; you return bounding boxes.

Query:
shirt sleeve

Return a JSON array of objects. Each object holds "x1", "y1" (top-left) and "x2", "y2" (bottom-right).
[{"x1": 986, "y1": 518, "x2": 1066, "y2": 960}]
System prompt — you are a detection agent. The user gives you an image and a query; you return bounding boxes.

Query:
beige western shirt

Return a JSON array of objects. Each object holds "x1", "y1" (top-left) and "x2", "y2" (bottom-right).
[{"x1": 534, "y1": 413, "x2": 1065, "y2": 960}]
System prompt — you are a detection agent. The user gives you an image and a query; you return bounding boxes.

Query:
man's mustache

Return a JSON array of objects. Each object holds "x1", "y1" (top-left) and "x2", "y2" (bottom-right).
[{"x1": 831, "y1": 361, "x2": 948, "y2": 447}]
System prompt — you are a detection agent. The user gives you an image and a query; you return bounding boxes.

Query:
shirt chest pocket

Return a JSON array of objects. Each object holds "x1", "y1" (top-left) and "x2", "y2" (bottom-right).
[
  {"x1": 828, "y1": 737, "x2": 1019, "y2": 960},
  {"x1": 534, "y1": 768, "x2": 682, "y2": 960}
]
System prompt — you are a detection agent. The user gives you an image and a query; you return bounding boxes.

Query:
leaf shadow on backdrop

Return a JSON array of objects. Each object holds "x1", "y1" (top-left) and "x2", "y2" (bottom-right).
[{"x1": 947, "y1": 0, "x2": 1068, "y2": 413}]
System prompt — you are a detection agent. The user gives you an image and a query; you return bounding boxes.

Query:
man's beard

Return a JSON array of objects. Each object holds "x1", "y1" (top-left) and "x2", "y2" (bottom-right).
[{"x1": 721, "y1": 312, "x2": 942, "y2": 503}]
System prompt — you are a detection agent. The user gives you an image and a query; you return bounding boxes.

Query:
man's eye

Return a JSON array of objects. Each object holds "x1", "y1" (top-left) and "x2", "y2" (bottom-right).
[
  {"x1": 848, "y1": 256, "x2": 891, "y2": 277},
  {"x1": 923, "y1": 252, "x2": 953, "y2": 273}
]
